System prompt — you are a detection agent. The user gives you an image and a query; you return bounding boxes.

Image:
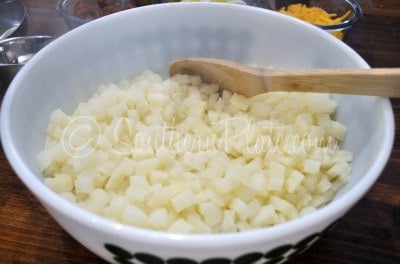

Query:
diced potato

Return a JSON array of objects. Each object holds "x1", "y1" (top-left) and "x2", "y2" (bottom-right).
[
  {"x1": 251, "y1": 205, "x2": 277, "y2": 226},
  {"x1": 332, "y1": 150, "x2": 353, "y2": 163},
  {"x1": 122, "y1": 205, "x2": 148, "y2": 227},
  {"x1": 84, "y1": 188, "x2": 110, "y2": 214},
  {"x1": 229, "y1": 198, "x2": 249, "y2": 221},
  {"x1": 294, "y1": 115, "x2": 309, "y2": 133},
  {"x1": 310, "y1": 194, "x2": 327, "y2": 207},
  {"x1": 171, "y1": 189, "x2": 197, "y2": 213},
  {"x1": 103, "y1": 196, "x2": 128, "y2": 221},
  {"x1": 230, "y1": 93, "x2": 249, "y2": 111},
  {"x1": 302, "y1": 173, "x2": 319, "y2": 192},
  {"x1": 156, "y1": 150, "x2": 176, "y2": 169},
  {"x1": 207, "y1": 110, "x2": 219, "y2": 122},
  {"x1": 267, "y1": 161, "x2": 286, "y2": 191},
  {"x1": 204, "y1": 188, "x2": 225, "y2": 206},
  {"x1": 143, "y1": 112, "x2": 164, "y2": 126},
  {"x1": 236, "y1": 221, "x2": 252, "y2": 232},
  {"x1": 221, "y1": 209, "x2": 236, "y2": 232},
  {"x1": 299, "y1": 206, "x2": 317, "y2": 216},
  {"x1": 147, "y1": 92, "x2": 169, "y2": 106},
  {"x1": 105, "y1": 158, "x2": 136, "y2": 191},
  {"x1": 247, "y1": 199, "x2": 261, "y2": 219},
  {"x1": 307, "y1": 96, "x2": 337, "y2": 113},
  {"x1": 130, "y1": 146, "x2": 154, "y2": 161},
  {"x1": 148, "y1": 208, "x2": 169, "y2": 229},
  {"x1": 316, "y1": 176, "x2": 332, "y2": 193},
  {"x1": 328, "y1": 121, "x2": 348, "y2": 140},
  {"x1": 161, "y1": 104, "x2": 175, "y2": 122},
  {"x1": 268, "y1": 173, "x2": 285, "y2": 192},
  {"x1": 235, "y1": 185, "x2": 256, "y2": 204},
  {"x1": 49, "y1": 109, "x2": 70, "y2": 127},
  {"x1": 125, "y1": 175, "x2": 150, "y2": 202},
  {"x1": 327, "y1": 161, "x2": 352, "y2": 180},
  {"x1": 131, "y1": 145, "x2": 155, "y2": 160},
  {"x1": 211, "y1": 177, "x2": 237, "y2": 194},
  {"x1": 107, "y1": 102, "x2": 128, "y2": 118},
  {"x1": 40, "y1": 70, "x2": 352, "y2": 234},
  {"x1": 303, "y1": 159, "x2": 321, "y2": 174},
  {"x1": 135, "y1": 158, "x2": 158, "y2": 176},
  {"x1": 187, "y1": 213, "x2": 212, "y2": 233},
  {"x1": 269, "y1": 195, "x2": 298, "y2": 220},
  {"x1": 44, "y1": 173, "x2": 73, "y2": 193},
  {"x1": 286, "y1": 170, "x2": 305, "y2": 193},
  {"x1": 168, "y1": 218, "x2": 193, "y2": 233},
  {"x1": 182, "y1": 152, "x2": 208, "y2": 171},
  {"x1": 74, "y1": 173, "x2": 94, "y2": 194},
  {"x1": 247, "y1": 172, "x2": 268, "y2": 195},
  {"x1": 317, "y1": 113, "x2": 331, "y2": 129},
  {"x1": 199, "y1": 201, "x2": 223, "y2": 226},
  {"x1": 146, "y1": 186, "x2": 171, "y2": 209},
  {"x1": 149, "y1": 170, "x2": 168, "y2": 185}
]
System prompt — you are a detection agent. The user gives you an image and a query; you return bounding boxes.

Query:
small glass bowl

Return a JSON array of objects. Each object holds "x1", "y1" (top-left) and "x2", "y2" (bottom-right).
[
  {"x1": 0, "y1": 36, "x2": 54, "y2": 86},
  {"x1": 260, "y1": 0, "x2": 363, "y2": 39},
  {"x1": 56, "y1": 0, "x2": 159, "y2": 29}
]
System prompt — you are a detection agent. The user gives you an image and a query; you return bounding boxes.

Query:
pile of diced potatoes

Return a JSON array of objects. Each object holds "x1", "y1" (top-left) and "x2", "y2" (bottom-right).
[{"x1": 38, "y1": 70, "x2": 352, "y2": 233}]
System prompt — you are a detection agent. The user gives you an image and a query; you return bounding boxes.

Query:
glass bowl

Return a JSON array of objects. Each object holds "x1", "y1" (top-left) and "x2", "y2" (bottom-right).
[
  {"x1": 0, "y1": 36, "x2": 53, "y2": 86},
  {"x1": 56, "y1": 0, "x2": 159, "y2": 29},
  {"x1": 261, "y1": 0, "x2": 363, "y2": 39}
]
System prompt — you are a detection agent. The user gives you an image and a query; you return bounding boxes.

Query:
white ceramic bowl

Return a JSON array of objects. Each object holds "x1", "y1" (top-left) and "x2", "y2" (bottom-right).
[{"x1": 1, "y1": 3, "x2": 394, "y2": 263}]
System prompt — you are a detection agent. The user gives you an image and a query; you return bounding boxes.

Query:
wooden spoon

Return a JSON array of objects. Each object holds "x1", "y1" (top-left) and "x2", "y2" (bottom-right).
[{"x1": 169, "y1": 57, "x2": 400, "y2": 98}]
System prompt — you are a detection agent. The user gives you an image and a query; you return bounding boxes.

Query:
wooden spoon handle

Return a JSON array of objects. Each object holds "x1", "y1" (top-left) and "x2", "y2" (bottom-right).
[{"x1": 265, "y1": 68, "x2": 400, "y2": 97}]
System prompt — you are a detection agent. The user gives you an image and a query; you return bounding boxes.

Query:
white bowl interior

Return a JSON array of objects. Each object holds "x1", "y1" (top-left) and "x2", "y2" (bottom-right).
[{"x1": 1, "y1": 2, "x2": 394, "y2": 247}]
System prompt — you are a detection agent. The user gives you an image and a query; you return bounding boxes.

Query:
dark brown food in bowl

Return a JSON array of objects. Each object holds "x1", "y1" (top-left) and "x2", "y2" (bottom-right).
[{"x1": 71, "y1": 0, "x2": 144, "y2": 20}]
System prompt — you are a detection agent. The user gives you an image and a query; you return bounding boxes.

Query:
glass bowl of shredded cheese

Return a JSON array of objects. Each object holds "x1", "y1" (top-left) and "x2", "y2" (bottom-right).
[{"x1": 263, "y1": 0, "x2": 362, "y2": 39}]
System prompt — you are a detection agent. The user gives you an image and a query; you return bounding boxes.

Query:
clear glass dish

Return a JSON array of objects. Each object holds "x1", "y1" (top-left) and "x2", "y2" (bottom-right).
[
  {"x1": 260, "y1": 0, "x2": 363, "y2": 39},
  {"x1": 56, "y1": 0, "x2": 158, "y2": 29}
]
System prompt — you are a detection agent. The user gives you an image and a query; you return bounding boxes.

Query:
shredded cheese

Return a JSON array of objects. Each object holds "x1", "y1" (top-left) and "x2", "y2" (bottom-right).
[{"x1": 279, "y1": 4, "x2": 351, "y2": 40}]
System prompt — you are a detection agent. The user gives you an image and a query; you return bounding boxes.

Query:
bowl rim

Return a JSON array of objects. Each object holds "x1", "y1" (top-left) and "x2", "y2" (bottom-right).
[
  {"x1": 0, "y1": 0, "x2": 27, "y2": 39},
  {"x1": 0, "y1": 35, "x2": 54, "y2": 66},
  {"x1": 1, "y1": 2, "x2": 394, "y2": 248}
]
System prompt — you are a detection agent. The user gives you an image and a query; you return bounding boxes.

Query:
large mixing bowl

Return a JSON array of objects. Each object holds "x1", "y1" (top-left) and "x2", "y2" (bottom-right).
[{"x1": 0, "y1": 3, "x2": 394, "y2": 263}]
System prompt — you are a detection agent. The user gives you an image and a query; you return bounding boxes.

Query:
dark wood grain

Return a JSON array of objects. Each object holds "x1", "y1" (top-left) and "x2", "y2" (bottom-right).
[{"x1": 0, "y1": 0, "x2": 399, "y2": 263}]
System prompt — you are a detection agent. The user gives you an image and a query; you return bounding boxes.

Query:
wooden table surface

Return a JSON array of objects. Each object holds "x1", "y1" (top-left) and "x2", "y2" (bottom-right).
[{"x1": 0, "y1": 0, "x2": 399, "y2": 263}]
